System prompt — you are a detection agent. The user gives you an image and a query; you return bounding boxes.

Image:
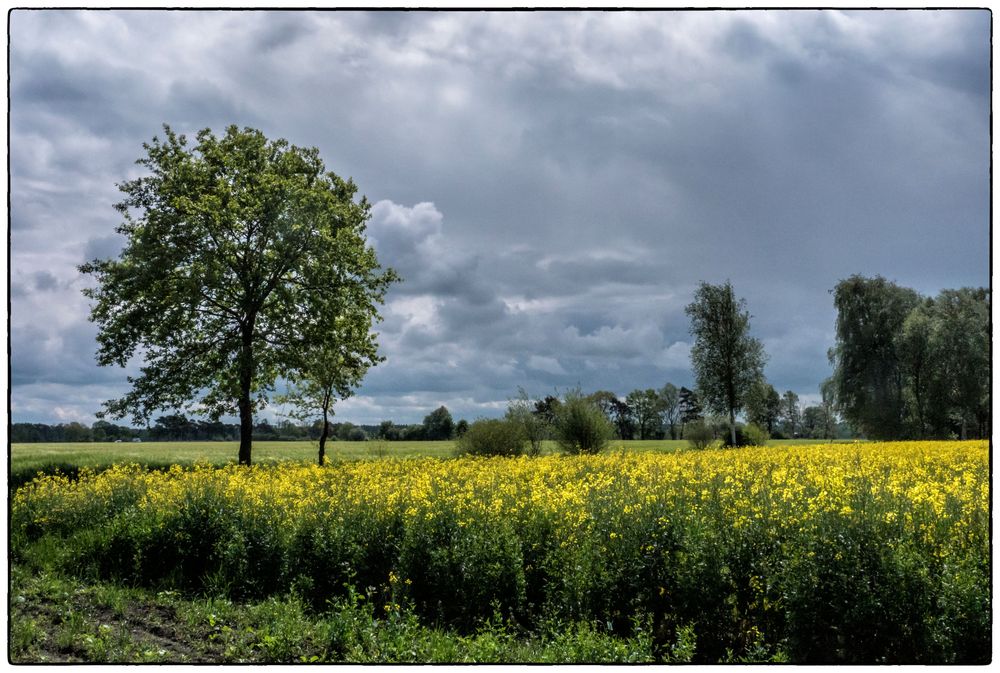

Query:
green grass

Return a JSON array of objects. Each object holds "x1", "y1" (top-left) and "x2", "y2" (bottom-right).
[{"x1": 9, "y1": 564, "x2": 665, "y2": 663}]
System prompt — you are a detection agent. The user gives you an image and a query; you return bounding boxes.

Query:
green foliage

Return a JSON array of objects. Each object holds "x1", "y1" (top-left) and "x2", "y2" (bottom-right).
[
  {"x1": 455, "y1": 419, "x2": 526, "y2": 457},
  {"x1": 831, "y1": 278, "x2": 990, "y2": 440},
  {"x1": 506, "y1": 388, "x2": 548, "y2": 456},
  {"x1": 659, "y1": 383, "x2": 681, "y2": 439},
  {"x1": 781, "y1": 390, "x2": 801, "y2": 438},
  {"x1": 685, "y1": 281, "x2": 767, "y2": 445},
  {"x1": 741, "y1": 423, "x2": 769, "y2": 447},
  {"x1": 625, "y1": 389, "x2": 665, "y2": 440},
  {"x1": 78, "y1": 124, "x2": 397, "y2": 464},
  {"x1": 422, "y1": 406, "x2": 455, "y2": 441},
  {"x1": 684, "y1": 421, "x2": 715, "y2": 450},
  {"x1": 552, "y1": 390, "x2": 614, "y2": 455},
  {"x1": 829, "y1": 275, "x2": 920, "y2": 439}
]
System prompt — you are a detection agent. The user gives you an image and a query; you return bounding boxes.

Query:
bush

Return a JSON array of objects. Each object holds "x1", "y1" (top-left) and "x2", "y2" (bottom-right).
[
  {"x1": 742, "y1": 423, "x2": 770, "y2": 447},
  {"x1": 455, "y1": 419, "x2": 526, "y2": 457},
  {"x1": 721, "y1": 426, "x2": 756, "y2": 448},
  {"x1": 553, "y1": 392, "x2": 614, "y2": 455},
  {"x1": 685, "y1": 421, "x2": 715, "y2": 450}
]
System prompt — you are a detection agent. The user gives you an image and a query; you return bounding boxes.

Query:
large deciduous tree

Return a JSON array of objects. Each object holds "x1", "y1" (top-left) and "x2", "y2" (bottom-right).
[
  {"x1": 80, "y1": 125, "x2": 396, "y2": 465},
  {"x1": 924, "y1": 288, "x2": 990, "y2": 439},
  {"x1": 685, "y1": 281, "x2": 767, "y2": 446},
  {"x1": 828, "y1": 275, "x2": 920, "y2": 440}
]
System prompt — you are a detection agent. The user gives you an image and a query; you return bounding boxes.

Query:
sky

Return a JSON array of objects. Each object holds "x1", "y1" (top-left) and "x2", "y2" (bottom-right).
[{"x1": 8, "y1": 9, "x2": 991, "y2": 427}]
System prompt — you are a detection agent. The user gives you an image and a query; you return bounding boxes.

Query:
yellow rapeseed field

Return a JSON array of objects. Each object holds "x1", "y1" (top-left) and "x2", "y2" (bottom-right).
[
  {"x1": 14, "y1": 441, "x2": 987, "y2": 553},
  {"x1": 11, "y1": 441, "x2": 989, "y2": 663}
]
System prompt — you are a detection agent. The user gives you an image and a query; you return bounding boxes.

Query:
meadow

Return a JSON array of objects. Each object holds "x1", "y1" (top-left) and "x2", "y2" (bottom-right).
[
  {"x1": 9, "y1": 440, "x2": 989, "y2": 663},
  {"x1": 9, "y1": 438, "x2": 845, "y2": 486}
]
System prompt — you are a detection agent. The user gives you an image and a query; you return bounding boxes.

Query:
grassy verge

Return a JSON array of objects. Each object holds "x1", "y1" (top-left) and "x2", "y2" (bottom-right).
[{"x1": 9, "y1": 565, "x2": 671, "y2": 664}]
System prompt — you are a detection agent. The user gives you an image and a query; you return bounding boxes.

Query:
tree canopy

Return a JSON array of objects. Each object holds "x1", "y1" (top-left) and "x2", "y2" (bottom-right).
[
  {"x1": 830, "y1": 277, "x2": 989, "y2": 440},
  {"x1": 80, "y1": 125, "x2": 396, "y2": 464}
]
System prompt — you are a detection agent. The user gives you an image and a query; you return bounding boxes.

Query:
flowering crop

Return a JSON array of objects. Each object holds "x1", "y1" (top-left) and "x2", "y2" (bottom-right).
[{"x1": 11, "y1": 441, "x2": 989, "y2": 663}]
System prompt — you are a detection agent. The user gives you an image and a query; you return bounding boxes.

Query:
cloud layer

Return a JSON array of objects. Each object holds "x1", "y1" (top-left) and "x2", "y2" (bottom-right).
[{"x1": 9, "y1": 10, "x2": 990, "y2": 425}]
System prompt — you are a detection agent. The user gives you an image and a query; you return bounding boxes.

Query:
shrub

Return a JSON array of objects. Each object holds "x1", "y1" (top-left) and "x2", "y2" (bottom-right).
[
  {"x1": 455, "y1": 419, "x2": 526, "y2": 457},
  {"x1": 685, "y1": 421, "x2": 715, "y2": 450},
  {"x1": 553, "y1": 391, "x2": 614, "y2": 455},
  {"x1": 721, "y1": 426, "x2": 754, "y2": 448},
  {"x1": 742, "y1": 423, "x2": 770, "y2": 447}
]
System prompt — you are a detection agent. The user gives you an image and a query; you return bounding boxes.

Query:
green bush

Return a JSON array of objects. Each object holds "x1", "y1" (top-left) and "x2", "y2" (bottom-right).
[
  {"x1": 742, "y1": 423, "x2": 770, "y2": 447},
  {"x1": 553, "y1": 392, "x2": 614, "y2": 455},
  {"x1": 685, "y1": 422, "x2": 715, "y2": 450},
  {"x1": 454, "y1": 419, "x2": 526, "y2": 457}
]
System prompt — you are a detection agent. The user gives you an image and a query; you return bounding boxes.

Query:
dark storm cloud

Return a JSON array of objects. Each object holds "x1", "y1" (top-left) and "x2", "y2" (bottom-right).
[
  {"x1": 252, "y1": 15, "x2": 317, "y2": 51},
  {"x1": 9, "y1": 9, "x2": 990, "y2": 425}
]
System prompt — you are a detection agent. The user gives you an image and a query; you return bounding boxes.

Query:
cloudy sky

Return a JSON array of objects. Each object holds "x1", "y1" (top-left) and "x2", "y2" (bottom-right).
[{"x1": 9, "y1": 9, "x2": 991, "y2": 426}]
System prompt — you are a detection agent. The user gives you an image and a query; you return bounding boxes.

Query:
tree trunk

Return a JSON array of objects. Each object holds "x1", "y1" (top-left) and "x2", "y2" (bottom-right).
[
  {"x1": 318, "y1": 412, "x2": 329, "y2": 466},
  {"x1": 729, "y1": 408, "x2": 736, "y2": 446},
  {"x1": 237, "y1": 323, "x2": 255, "y2": 466},
  {"x1": 238, "y1": 395, "x2": 253, "y2": 465}
]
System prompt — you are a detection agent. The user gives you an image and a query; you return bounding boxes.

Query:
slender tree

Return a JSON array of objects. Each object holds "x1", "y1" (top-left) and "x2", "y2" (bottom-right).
[
  {"x1": 659, "y1": 383, "x2": 681, "y2": 440},
  {"x1": 685, "y1": 281, "x2": 767, "y2": 446},
  {"x1": 278, "y1": 309, "x2": 377, "y2": 465},
  {"x1": 678, "y1": 386, "x2": 702, "y2": 438},
  {"x1": 781, "y1": 390, "x2": 801, "y2": 438},
  {"x1": 80, "y1": 125, "x2": 397, "y2": 464}
]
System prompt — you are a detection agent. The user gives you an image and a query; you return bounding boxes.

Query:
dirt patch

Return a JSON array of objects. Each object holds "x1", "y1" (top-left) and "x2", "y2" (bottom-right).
[{"x1": 10, "y1": 585, "x2": 224, "y2": 663}]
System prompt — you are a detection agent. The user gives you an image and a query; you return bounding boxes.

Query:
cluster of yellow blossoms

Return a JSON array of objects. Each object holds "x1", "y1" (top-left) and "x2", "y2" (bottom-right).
[{"x1": 13, "y1": 441, "x2": 987, "y2": 563}]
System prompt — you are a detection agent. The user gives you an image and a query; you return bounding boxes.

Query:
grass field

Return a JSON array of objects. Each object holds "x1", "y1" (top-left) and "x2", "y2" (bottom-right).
[{"x1": 9, "y1": 437, "x2": 849, "y2": 480}]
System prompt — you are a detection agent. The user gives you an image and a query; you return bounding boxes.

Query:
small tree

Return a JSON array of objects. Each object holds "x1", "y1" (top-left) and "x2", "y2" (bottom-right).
[
  {"x1": 278, "y1": 311, "x2": 376, "y2": 465},
  {"x1": 506, "y1": 387, "x2": 547, "y2": 456},
  {"x1": 553, "y1": 389, "x2": 614, "y2": 455},
  {"x1": 686, "y1": 281, "x2": 767, "y2": 446}
]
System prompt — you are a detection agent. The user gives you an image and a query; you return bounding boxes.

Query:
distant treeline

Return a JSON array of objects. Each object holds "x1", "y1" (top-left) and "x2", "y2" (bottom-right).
[{"x1": 9, "y1": 417, "x2": 379, "y2": 444}]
